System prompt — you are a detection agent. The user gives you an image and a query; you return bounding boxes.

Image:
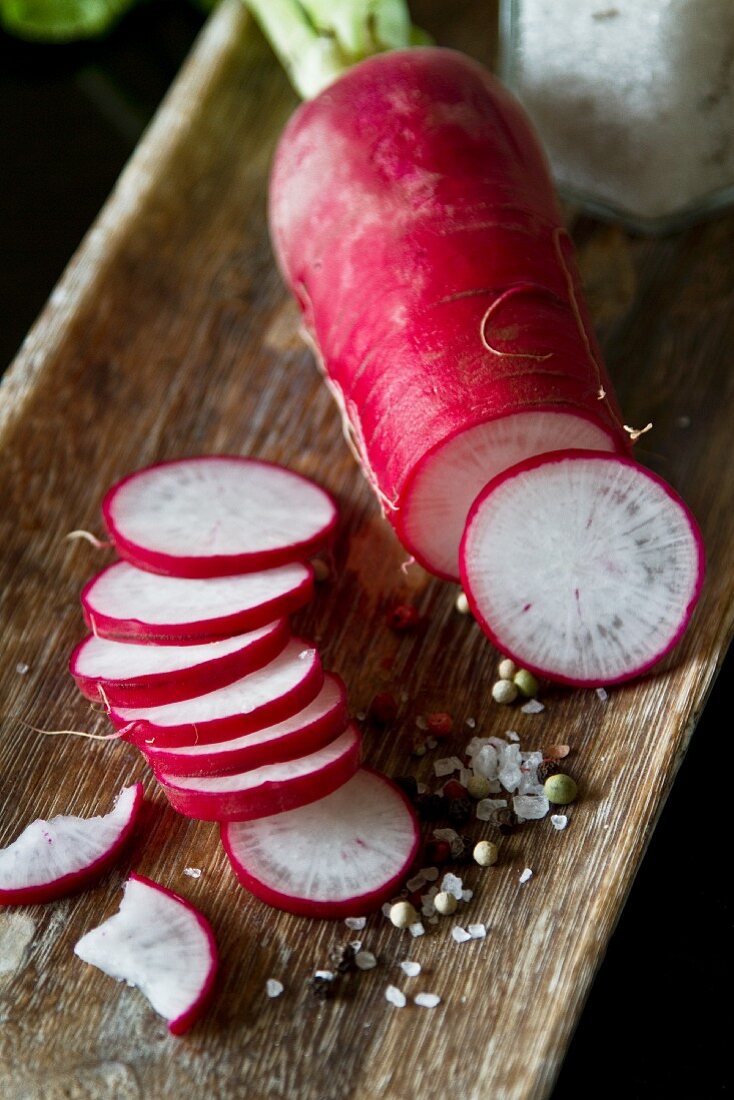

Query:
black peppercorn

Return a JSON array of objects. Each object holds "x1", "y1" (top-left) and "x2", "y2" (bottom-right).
[
  {"x1": 415, "y1": 793, "x2": 444, "y2": 821},
  {"x1": 447, "y1": 796, "x2": 473, "y2": 827}
]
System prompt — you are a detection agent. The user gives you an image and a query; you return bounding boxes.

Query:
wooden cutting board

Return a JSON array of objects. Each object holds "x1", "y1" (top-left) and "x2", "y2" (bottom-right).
[{"x1": 1, "y1": 3, "x2": 732, "y2": 1097}]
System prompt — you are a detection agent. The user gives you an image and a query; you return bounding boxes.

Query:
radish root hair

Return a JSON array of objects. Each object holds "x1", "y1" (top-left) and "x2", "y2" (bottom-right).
[
  {"x1": 16, "y1": 718, "x2": 126, "y2": 742},
  {"x1": 65, "y1": 530, "x2": 112, "y2": 549},
  {"x1": 623, "y1": 422, "x2": 653, "y2": 442},
  {"x1": 480, "y1": 285, "x2": 554, "y2": 361}
]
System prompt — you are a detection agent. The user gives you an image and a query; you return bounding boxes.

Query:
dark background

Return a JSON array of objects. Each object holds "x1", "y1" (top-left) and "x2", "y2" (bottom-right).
[{"x1": 1, "y1": 4, "x2": 730, "y2": 1096}]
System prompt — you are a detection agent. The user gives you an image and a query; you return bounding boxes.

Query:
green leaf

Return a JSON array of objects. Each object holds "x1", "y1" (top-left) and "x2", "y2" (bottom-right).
[{"x1": 0, "y1": 0, "x2": 139, "y2": 41}]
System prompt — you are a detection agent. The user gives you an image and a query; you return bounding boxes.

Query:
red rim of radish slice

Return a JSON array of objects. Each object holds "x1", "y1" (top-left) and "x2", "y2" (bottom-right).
[
  {"x1": 69, "y1": 618, "x2": 290, "y2": 707},
  {"x1": 459, "y1": 448, "x2": 705, "y2": 687},
  {"x1": 110, "y1": 639, "x2": 324, "y2": 749},
  {"x1": 153, "y1": 724, "x2": 361, "y2": 822},
  {"x1": 221, "y1": 768, "x2": 420, "y2": 918},
  {"x1": 74, "y1": 872, "x2": 218, "y2": 1035},
  {"x1": 0, "y1": 784, "x2": 143, "y2": 905},
  {"x1": 395, "y1": 406, "x2": 626, "y2": 582},
  {"x1": 102, "y1": 456, "x2": 339, "y2": 578},
  {"x1": 142, "y1": 673, "x2": 349, "y2": 777},
  {"x1": 81, "y1": 559, "x2": 314, "y2": 644}
]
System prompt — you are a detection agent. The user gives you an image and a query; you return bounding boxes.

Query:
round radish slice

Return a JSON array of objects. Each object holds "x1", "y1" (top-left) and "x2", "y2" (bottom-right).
[
  {"x1": 154, "y1": 725, "x2": 361, "y2": 822},
  {"x1": 0, "y1": 784, "x2": 143, "y2": 905},
  {"x1": 143, "y1": 673, "x2": 349, "y2": 777},
  {"x1": 460, "y1": 450, "x2": 705, "y2": 686},
  {"x1": 74, "y1": 873, "x2": 217, "y2": 1035},
  {"x1": 110, "y1": 639, "x2": 323, "y2": 749},
  {"x1": 221, "y1": 769, "x2": 419, "y2": 918},
  {"x1": 102, "y1": 456, "x2": 338, "y2": 577},
  {"x1": 70, "y1": 618, "x2": 289, "y2": 707},
  {"x1": 82, "y1": 559, "x2": 313, "y2": 643}
]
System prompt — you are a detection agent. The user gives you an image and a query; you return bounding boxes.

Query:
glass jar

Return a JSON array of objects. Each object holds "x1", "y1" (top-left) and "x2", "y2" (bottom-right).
[{"x1": 499, "y1": 0, "x2": 734, "y2": 233}]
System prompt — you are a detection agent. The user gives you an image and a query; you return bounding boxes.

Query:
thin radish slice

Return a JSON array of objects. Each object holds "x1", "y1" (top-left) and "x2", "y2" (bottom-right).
[
  {"x1": 221, "y1": 769, "x2": 419, "y2": 918},
  {"x1": 143, "y1": 673, "x2": 349, "y2": 777},
  {"x1": 82, "y1": 559, "x2": 313, "y2": 643},
  {"x1": 102, "y1": 456, "x2": 338, "y2": 577},
  {"x1": 74, "y1": 873, "x2": 217, "y2": 1035},
  {"x1": 154, "y1": 725, "x2": 361, "y2": 822},
  {"x1": 0, "y1": 784, "x2": 143, "y2": 905},
  {"x1": 460, "y1": 450, "x2": 705, "y2": 686},
  {"x1": 70, "y1": 619, "x2": 289, "y2": 707},
  {"x1": 110, "y1": 639, "x2": 323, "y2": 749}
]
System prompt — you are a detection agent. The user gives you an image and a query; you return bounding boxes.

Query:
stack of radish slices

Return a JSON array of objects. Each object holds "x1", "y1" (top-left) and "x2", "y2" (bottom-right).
[{"x1": 72, "y1": 457, "x2": 420, "y2": 917}]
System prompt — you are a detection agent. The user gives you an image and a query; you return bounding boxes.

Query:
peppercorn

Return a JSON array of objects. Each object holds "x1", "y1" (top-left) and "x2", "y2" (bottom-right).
[
  {"x1": 329, "y1": 943, "x2": 356, "y2": 973},
  {"x1": 473, "y1": 840, "x2": 499, "y2": 867},
  {"x1": 447, "y1": 796, "x2": 473, "y2": 827},
  {"x1": 411, "y1": 736, "x2": 427, "y2": 757},
  {"x1": 466, "y1": 774, "x2": 492, "y2": 800},
  {"x1": 389, "y1": 900, "x2": 418, "y2": 929},
  {"x1": 494, "y1": 807, "x2": 518, "y2": 834},
  {"x1": 497, "y1": 657, "x2": 517, "y2": 680},
  {"x1": 513, "y1": 668, "x2": 539, "y2": 698},
  {"x1": 369, "y1": 691, "x2": 399, "y2": 724},
  {"x1": 434, "y1": 891, "x2": 458, "y2": 915},
  {"x1": 393, "y1": 775, "x2": 419, "y2": 800},
  {"x1": 536, "y1": 759, "x2": 563, "y2": 785},
  {"x1": 543, "y1": 773, "x2": 578, "y2": 806},
  {"x1": 442, "y1": 779, "x2": 467, "y2": 800},
  {"x1": 311, "y1": 558, "x2": 330, "y2": 583},
  {"x1": 386, "y1": 604, "x2": 420, "y2": 631},
  {"x1": 453, "y1": 834, "x2": 475, "y2": 864},
  {"x1": 427, "y1": 712, "x2": 453, "y2": 737},
  {"x1": 309, "y1": 975, "x2": 336, "y2": 1000},
  {"x1": 423, "y1": 839, "x2": 452, "y2": 865},
  {"x1": 415, "y1": 793, "x2": 444, "y2": 821},
  {"x1": 492, "y1": 679, "x2": 518, "y2": 705},
  {"x1": 455, "y1": 591, "x2": 470, "y2": 614}
]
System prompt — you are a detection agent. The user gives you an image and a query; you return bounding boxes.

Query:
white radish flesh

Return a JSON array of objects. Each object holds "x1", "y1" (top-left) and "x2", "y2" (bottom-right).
[
  {"x1": 70, "y1": 619, "x2": 289, "y2": 707},
  {"x1": 221, "y1": 769, "x2": 419, "y2": 918},
  {"x1": 74, "y1": 873, "x2": 217, "y2": 1035},
  {"x1": 82, "y1": 559, "x2": 313, "y2": 643},
  {"x1": 102, "y1": 456, "x2": 338, "y2": 577},
  {"x1": 0, "y1": 784, "x2": 143, "y2": 905},
  {"x1": 143, "y1": 673, "x2": 349, "y2": 777},
  {"x1": 154, "y1": 725, "x2": 361, "y2": 822},
  {"x1": 460, "y1": 450, "x2": 705, "y2": 686},
  {"x1": 110, "y1": 639, "x2": 323, "y2": 749}
]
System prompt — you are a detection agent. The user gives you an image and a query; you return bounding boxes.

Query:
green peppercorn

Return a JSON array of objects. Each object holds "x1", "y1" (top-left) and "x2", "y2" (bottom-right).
[
  {"x1": 513, "y1": 668, "x2": 539, "y2": 698},
  {"x1": 543, "y1": 773, "x2": 578, "y2": 805}
]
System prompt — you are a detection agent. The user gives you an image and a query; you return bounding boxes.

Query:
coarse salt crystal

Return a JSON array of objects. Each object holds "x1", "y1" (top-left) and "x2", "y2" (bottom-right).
[
  {"x1": 415, "y1": 992, "x2": 441, "y2": 1008},
  {"x1": 417, "y1": 782, "x2": 428, "y2": 794},
  {"x1": 465, "y1": 717, "x2": 476, "y2": 729},
  {"x1": 461, "y1": 889, "x2": 473, "y2": 903},
  {"x1": 506, "y1": 729, "x2": 520, "y2": 742},
  {"x1": 350, "y1": 940, "x2": 363, "y2": 952},
  {"x1": 440, "y1": 873, "x2": 463, "y2": 900},
  {"x1": 382, "y1": 903, "x2": 393, "y2": 918},
  {"x1": 422, "y1": 866, "x2": 439, "y2": 882},
  {"x1": 400, "y1": 960, "x2": 421, "y2": 977},
  {"x1": 183, "y1": 867, "x2": 202, "y2": 879},
  {"x1": 519, "y1": 868, "x2": 533, "y2": 884},
  {"x1": 314, "y1": 970, "x2": 335, "y2": 980},
  {"x1": 596, "y1": 687, "x2": 609, "y2": 702},
  {"x1": 355, "y1": 951, "x2": 377, "y2": 970},
  {"x1": 459, "y1": 768, "x2": 473, "y2": 788},
  {"x1": 409, "y1": 922, "x2": 425, "y2": 938},
  {"x1": 385, "y1": 985, "x2": 406, "y2": 1007},
  {"x1": 266, "y1": 979, "x2": 284, "y2": 998},
  {"x1": 468, "y1": 923, "x2": 486, "y2": 939},
  {"x1": 521, "y1": 699, "x2": 545, "y2": 714},
  {"x1": 451, "y1": 926, "x2": 472, "y2": 944},
  {"x1": 476, "y1": 798, "x2": 507, "y2": 822},
  {"x1": 551, "y1": 814, "x2": 568, "y2": 830},
  {"x1": 434, "y1": 757, "x2": 462, "y2": 777},
  {"x1": 16, "y1": 662, "x2": 29, "y2": 675},
  {"x1": 355, "y1": 711, "x2": 366, "y2": 721},
  {"x1": 427, "y1": 915, "x2": 439, "y2": 925},
  {"x1": 421, "y1": 899, "x2": 436, "y2": 918},
  {"x1": 433, "y1": 828, "x2": 463, "y2": 857},
  {"x1": 416, "y1": 715, "x2": 428, "y2": 730},
  {"x1": 407, "y1": 873, "x2": 427, "y2": 892},
  {"x1": 344, "y1": 916, "x2": 366, "y2": 931},
  {"x1": 513, "y1": 793, "x2": 550, "y2": 821}
]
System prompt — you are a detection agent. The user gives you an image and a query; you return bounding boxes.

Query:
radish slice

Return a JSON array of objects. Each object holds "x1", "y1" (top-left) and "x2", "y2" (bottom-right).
[
  {"x1": 143, "y1": 673, "x2": 349, "y2": 777},
  {"x1": 460, "y1": 450, "x2": 705, "y2": 686},
  {"x1": 70, "y1": 619, "x2": 289, "y2": 707},
  {"x1": 110, "y1": 639, "x2": 323, "y2": 749},
  {"x1": 82, "y1": 559, "x2": 313, "y2": 643},
  {"x1": 399, "y1": 410, "x2": 619, "y2": 580},
  {"x1": 102, "y1": 456, "x2": 338, "y2": 577},
  {"x1": 0, "y1": 784, "x2": 143, "y2": 905},
  {"x1": 74, "y1": 873, "x2": 217, "y2": 1035},
  {"x1": 154, "y1": 725, "x2": 361, "y2": 822},
  {"x1": 221, "y1": 769, "x2": 420, "y2": 918}
]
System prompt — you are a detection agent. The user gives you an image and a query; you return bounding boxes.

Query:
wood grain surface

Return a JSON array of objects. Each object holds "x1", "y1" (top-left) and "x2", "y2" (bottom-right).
[{"x1": 1, "y1": 3, "x2": 733, "y2": 1098}]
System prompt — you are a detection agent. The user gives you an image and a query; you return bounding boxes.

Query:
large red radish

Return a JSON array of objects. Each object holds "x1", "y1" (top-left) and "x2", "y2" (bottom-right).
[
  {"x1": 74, "y1": 872, "x2": 217, "y2": 1035},
  {"x1": 102, "y1": 456, "x2": 338, "y2": 577},
  {"x1": 70, "y1": 618, "x2": 289, "y2": 707},
  {"x1": 82, "y1": 559, "x2": 313, "y2": 643},
  {"x1": 110, "y1": 639, "x2": 323, "y2": 749},
  {"x1": 460, "y1": 451, "x2": 705, "y2": 686},
  {"x1": 269, "y1": 48, "x2": 628, "y2": 581},
  {"x1": 143, "y1": 673, "x2": 349, "y2": 777},
  {"x1": 154, "y1": 725, "x2": 361, "y2": 822},
  {"x1": 221, "y1": 769, "x2": 419, "y2": 918},
  {"x1": 0, "y1": 784, "x2": 143, "y2": 905}
]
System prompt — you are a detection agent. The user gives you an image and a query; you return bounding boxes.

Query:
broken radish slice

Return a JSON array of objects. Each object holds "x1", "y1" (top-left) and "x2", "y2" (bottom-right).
[
  {"x1": 0, "y1": 784, "x2": 143, "y2": 905},
  {"x1": 154, "y1": 725, "x2": 361, "y2": 822},
  {"x1": 102, "y1": 456, "x2": 338, "y2": 577},
  {"x1": 70, "y1": 619, "x2": 289, "y2": 707},
  {"x1": 222, "y1": 769, "x2": 419, "y2": 918},
  {"x1": 74, "y1": 873, "x2": 217, "y2": 1035},
  {"x1": 110, "y1": 639, "x2": 323, "y2": 749},
  {"x1": 82, "y1": 559, "x2": 313, "y2": 643},
  {"x1": 460, "y1": 450, "x2": 705, "y2": 686},
  {"x1": 143, "y1": 673, "x2": 349, "y2": 777}
]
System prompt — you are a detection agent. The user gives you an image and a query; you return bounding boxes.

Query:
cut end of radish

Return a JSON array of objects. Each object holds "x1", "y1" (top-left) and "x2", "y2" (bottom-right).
[
  {"x1": 399, "y1": 411, "x2": 619, "y2": 580},
  {"x1": 74, "y1": 873, "x2": 217, "y2": 1035},
  {"x1": 102, "y1": 456, "x2": 338, "y2": 577},
  {"x1": 222, "y1": 768, "x2": 420, "y2": 918},
  {"x1": 0, "y1": 784, "x2": 143, "y2": 905},
  {"x1": 460, "y1": 450, "x2": 704, "y2": 686}
]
